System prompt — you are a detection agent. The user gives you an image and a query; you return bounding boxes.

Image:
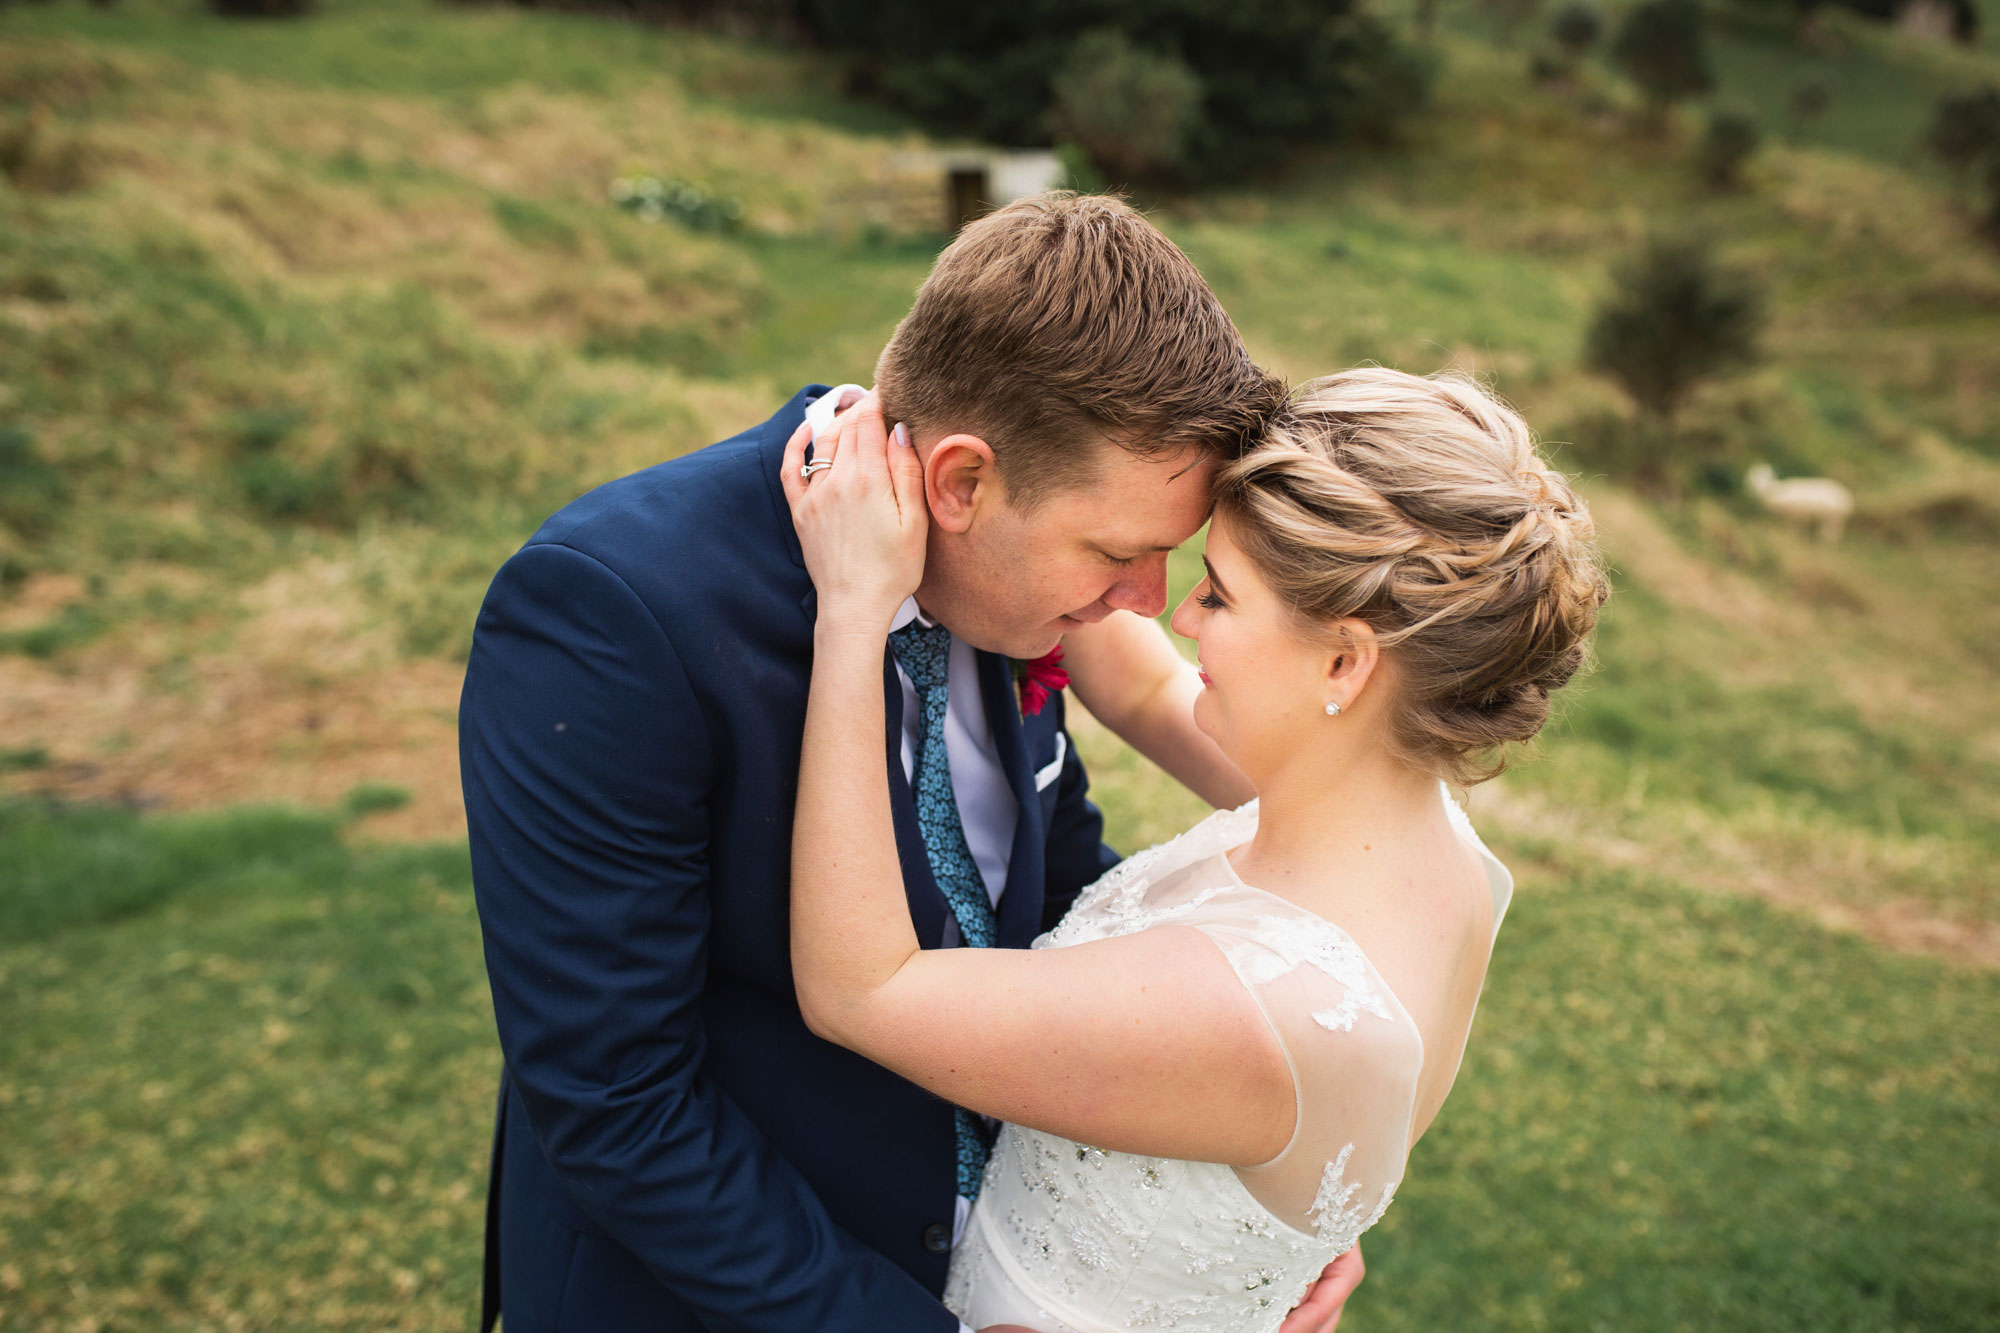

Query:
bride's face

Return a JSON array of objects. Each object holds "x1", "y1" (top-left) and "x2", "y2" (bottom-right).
[{"x1": 1169, "y1": 519, "x2": 1340, "y2": 776}]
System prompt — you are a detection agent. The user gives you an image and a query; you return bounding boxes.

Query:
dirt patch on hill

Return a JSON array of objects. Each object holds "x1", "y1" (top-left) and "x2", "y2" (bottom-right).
[
  {"x1": 0, "y1": 647, "x2": 469, "y2": 843},
  {"x1": 0, "y1": 569, "x2": 470, "y2": 843},
  {"x1": 1469, "y1": 780, "x2": 2000, "y2": 971}
]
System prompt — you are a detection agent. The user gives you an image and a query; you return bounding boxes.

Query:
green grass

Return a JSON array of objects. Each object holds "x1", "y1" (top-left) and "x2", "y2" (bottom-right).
[
  {"x1": 0, "y1": 803, "x2": 493, "y2": 1331},
  {"x1": 1, "y1": 796, "x2": 1993, "y2": 1330},
  {"x1": 1368, "y1": 850, "x2": 2000, "y2": 1332}
]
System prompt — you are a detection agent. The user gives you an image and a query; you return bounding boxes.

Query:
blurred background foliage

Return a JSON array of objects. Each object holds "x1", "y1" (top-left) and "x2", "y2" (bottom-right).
[{"x1": 0, "y1": 0, "x2": 1996, "y2": 1328}]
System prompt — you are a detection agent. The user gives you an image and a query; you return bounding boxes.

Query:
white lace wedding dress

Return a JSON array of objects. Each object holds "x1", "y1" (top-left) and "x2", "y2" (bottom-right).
[{"x1": 943, "y1": 791, "x2": 1513, "y2": 1333}]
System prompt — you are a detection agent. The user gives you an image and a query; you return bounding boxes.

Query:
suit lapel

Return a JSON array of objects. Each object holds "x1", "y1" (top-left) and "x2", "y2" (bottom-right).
[{"x1": 979, "y1": 650, "x2": 1046, "y2": 950}]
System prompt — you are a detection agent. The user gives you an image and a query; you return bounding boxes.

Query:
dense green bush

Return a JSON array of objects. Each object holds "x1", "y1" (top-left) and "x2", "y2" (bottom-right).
[
  {"x1": 1535, "y1": 2, "x2": 1600, "y2": 88},
  {"x1": 1926, "y1": 86, "x2": 2000, "y2": 240},
  {"x1": 1928, "y1": 86, "x2": 2000, "y2": 184},
  {"x1": 1699, "y1": 109, "x2": 1761, "y2": 190},
  {"x1": 207, "y1": 0, "x2": 314, "y2": 16},
  {"x1": 1789, "y1": 79, "x2": 1831, "y2": 128},
  {"x1": 1048, "y1": 30, "x2": 1205, "y2": 183},
  {"x1": 1584, "y1": 235, "x2": 1767, "y2": 494},
  {"x1": 1611, "y1": 0, "x2": 1713, "y2": 129},
  {"x1": 485, "y1": 0, "x2": 1431, "y2": 181},
  {"x1": 1551, "y1": 1, "x2": 1602, "y2": 59}
]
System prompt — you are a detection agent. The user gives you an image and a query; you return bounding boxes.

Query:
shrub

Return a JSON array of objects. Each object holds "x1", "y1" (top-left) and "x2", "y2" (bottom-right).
[
  {"x1": 1790, "y1": 80, "x2": 1831, "y2": 127},
  {"x1": 342, "y1": 782, "x2": 413, "y2": 819},
  {"x1": 1584, "y1": 235, "x2": 1767, "y2": 494},
  {"x1": 1552, "y1": 1, "x2": 1603, "y2": 58},
  {"x1": 0, "y1": 425, "x2": 68, "y2": 538},
  {"x1": 227, "y1": 405, "x2": 307, "y2": 456},
  {"x1": 1699, "y1": 110, "x2": 1761, "y2": 189},
  {"x1": 1048, "y1": 30, "x2": 1205, "y2": 184},
  {"x1": 799, "y1": 0, "x2": 1430, "y2": 180},
  {"x1": 238, "y1": 453, "x2": 346, "y2": 524},
  {"x1": 1983, "y1": 153, "x2": 2000, "y2": 239},
  {"x1": 1927, "y1": 86, "x2": 2000, "y2": 188},
  {"x1": 207, "y1": 0, "x2": 313, "y2": 16},
  {"x1": 1610, "y1": 0, "x2": 1713, "y2": 129},
  {"x1": 0, "y1": 106, "x2": 93, "y2": 195},
  {"x1": 1478, "y1": 0, "x2": 1545, "y2": 46}
]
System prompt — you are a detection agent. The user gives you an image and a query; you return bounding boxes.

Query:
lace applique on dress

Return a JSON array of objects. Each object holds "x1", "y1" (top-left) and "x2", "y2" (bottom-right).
[
  {"x1": 1307, "y1": 1142, "x2": 1398, "y2": 1256},
  {"x1": 1039, "y1": 839, "x2": 1178, "y2": 948},
  {"x1": 1240, "y1": 913, "x2": 1396, "y2": 1034}
]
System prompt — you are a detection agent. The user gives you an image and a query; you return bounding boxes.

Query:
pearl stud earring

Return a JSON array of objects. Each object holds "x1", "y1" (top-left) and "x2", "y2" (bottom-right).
[{"x1": 1324, "y1": 701, "x2": 1343, "y2": 717}]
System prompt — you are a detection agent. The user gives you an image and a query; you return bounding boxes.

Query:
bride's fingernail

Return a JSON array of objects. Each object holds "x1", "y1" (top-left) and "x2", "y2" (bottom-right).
[{"x1": 893, "y1": 424, "x2": 912, "y2": 448}]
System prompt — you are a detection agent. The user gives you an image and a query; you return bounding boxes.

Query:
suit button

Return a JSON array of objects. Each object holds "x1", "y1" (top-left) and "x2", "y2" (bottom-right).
[{"x1": 922, "y1": 1222, "x2": 951, "y2": 1254}]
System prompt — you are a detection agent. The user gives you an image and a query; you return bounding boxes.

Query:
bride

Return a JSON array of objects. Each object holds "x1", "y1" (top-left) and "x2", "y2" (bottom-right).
[{"x1": 780, "y1": 367, "x2": 1607, "y2": 1332}]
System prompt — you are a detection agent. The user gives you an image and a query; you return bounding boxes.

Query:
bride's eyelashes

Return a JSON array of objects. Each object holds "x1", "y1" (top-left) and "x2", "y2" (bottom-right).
[{"x1": 1196, "y1": 589, "x2": 1226, "y2": 611}]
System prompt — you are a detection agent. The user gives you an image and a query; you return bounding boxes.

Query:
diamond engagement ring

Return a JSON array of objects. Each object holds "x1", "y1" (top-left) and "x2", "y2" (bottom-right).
[{"x1": 800, "y1": 459, "x2": 834, "y2": 479}]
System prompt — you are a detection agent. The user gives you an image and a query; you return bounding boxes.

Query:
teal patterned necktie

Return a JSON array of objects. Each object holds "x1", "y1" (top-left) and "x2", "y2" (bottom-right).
[{"x1": 888, "y1": 619, "x2": 997, "y2": 1201}]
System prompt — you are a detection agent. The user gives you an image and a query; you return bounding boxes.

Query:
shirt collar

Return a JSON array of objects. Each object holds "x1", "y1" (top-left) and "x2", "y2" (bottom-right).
[{"x1": 890, "y1": 597, "x2": 937, "y2": 633}]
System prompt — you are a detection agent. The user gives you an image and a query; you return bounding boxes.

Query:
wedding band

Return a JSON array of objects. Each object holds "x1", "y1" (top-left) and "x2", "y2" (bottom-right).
[{"x1": 800, "y1": 459, "x2": 834, "y2": 479}]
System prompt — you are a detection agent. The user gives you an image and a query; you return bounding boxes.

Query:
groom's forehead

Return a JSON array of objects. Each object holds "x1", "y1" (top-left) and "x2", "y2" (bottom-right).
[{"x1": 1052, "y1": 454, "x2": 1215, "y2": 547}]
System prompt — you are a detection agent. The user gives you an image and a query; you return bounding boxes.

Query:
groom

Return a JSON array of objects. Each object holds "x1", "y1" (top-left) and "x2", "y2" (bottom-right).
[{"x1": 461, "y1": 192, "x2": 1358, "y2": 1331}]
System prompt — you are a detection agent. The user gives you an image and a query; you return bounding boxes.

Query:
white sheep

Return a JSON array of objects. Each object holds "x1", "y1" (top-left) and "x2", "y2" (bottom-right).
[{"x1": 1747, "y1": 463, "x2": 1854, "y2": 544}]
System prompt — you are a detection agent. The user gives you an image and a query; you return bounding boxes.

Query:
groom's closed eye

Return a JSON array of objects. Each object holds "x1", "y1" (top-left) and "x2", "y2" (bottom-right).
[{"x1": 1096, "y1": 542, "x2": 1176, "y2": 567}]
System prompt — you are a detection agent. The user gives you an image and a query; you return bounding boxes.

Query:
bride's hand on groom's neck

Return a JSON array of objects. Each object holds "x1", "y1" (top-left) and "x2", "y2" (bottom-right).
[{"x1": 781, "y1": 388, "x2": 929, "y2": 636}]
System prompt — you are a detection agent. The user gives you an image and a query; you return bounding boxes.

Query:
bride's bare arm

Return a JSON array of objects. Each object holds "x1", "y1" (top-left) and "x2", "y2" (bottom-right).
[
  {"x1": 1061, "y1": 611, "x2": 1254, "y2": 810},
  {"x1": 782, "y1": 399, "x2": 1293, "y2": 1168}
]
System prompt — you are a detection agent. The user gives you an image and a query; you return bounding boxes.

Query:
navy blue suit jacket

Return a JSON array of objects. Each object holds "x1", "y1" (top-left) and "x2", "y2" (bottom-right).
[{"x1": 460, "y1": 385, "x2": 1123, "y2": 1333}]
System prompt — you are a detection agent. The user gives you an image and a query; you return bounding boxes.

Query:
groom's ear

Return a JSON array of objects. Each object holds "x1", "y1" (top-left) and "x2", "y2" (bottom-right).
[{"x1": 924, "y1": 432, "x2": 998, "y2": 534}]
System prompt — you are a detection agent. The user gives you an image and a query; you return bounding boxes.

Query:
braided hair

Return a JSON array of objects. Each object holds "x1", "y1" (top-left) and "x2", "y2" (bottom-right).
[{"x1": 1213, "y1": 368, "x2": 1610, "y2": 785}]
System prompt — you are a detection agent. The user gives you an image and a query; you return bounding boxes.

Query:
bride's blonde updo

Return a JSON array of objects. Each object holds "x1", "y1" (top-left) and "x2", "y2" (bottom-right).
[{"x1": 1213, "y1": 367, "x2": 1610, "y2": 785}]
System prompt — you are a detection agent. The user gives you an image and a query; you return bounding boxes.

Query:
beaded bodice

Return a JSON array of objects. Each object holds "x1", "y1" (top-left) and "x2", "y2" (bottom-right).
[{"x1": 943, "y1": 794, "x2": 1513, "y2": 1333}]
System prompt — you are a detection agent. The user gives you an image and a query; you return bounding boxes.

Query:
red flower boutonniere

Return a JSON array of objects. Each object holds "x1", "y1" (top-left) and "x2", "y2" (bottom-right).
[{"x1": 1010, "y1": 645, "x2": 1070, "y2": 717}]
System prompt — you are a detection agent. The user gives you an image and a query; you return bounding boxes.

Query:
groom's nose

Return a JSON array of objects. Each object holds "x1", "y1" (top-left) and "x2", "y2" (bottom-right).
[{"x1": 1103, "y1": 555, "x2": 1171, "y2": 619}]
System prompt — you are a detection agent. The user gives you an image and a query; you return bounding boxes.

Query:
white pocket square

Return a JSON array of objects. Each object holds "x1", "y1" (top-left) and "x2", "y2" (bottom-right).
[{"x1": 1033, "y1": 732, "x2": 1067, "y2": 792}]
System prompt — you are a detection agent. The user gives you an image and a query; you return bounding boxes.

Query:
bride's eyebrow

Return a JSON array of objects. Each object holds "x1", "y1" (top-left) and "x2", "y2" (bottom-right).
[{"x1": 1201, "y1": 556, "x2": 1232, "y2": 600}]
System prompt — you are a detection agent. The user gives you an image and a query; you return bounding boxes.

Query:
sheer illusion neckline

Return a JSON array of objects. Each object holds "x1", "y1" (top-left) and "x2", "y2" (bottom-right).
[
  {"x1": 1210, "y1": 791, "x2": 1510, "y2": 951},
  {"x1": 1203, "y1": 792, "x2": 1509, "y2": 1161},
  {"x1": 1192, "y1": 816, "x2": 1432, "y2": 1168}
]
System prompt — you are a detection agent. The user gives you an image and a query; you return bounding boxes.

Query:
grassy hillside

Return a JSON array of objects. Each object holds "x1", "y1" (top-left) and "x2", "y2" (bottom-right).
[{"x1": 1, "y1": 1, "x2": 1996, "y2": 1329}]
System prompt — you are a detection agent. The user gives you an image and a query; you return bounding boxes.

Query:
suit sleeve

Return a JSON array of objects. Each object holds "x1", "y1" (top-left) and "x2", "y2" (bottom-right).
[
  {"x1": 460, "y1": 541, "x2": 955, "y2": 1333},
  {"x1": 1038, "y1": 693, "x2": 1123, "y2": 933}
]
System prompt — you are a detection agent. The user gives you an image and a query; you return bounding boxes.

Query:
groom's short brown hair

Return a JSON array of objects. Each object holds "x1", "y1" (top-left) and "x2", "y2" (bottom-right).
[{"x1": 875, "y1": 192, "x2": 1282, "y2": 508}]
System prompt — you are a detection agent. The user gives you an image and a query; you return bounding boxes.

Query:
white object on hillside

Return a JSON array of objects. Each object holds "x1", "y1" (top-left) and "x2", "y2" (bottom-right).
[
  {"x1": 1747, "y1": 463, "x2": 1854, "y2": 544},
  {"x1": 889, "y1": 149, "x2": 1067, "y2": 232}
]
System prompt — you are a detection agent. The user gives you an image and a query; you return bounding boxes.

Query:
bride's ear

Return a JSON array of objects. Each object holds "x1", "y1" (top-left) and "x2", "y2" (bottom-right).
[
  {"x1": 924, "y1": 433, "x2": 995, "y2": 534},
  {"x1": 1324, "y1": 619, "x2": 1381, "y2": 713}
]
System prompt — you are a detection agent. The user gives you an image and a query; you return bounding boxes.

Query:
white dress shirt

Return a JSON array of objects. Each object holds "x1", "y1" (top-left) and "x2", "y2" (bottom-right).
[{"x1": 804, "y1": 387, "x2": 1018, "y2": 1289}]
